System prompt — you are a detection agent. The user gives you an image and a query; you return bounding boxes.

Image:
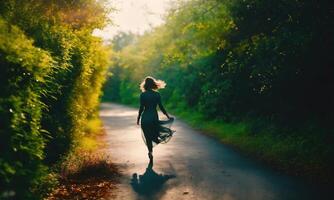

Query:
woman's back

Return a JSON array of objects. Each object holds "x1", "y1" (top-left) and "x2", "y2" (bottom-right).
[
  {"x1": 141, "y1": 90, "x2": 160, "y2": 111},
  {"x1": 140, "y1": 90, "x2": 168, "y2": 125}
]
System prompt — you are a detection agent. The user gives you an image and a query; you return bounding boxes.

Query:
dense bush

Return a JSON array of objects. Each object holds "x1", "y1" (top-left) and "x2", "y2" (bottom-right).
[
  {"x1": 0, "y1": 18, "x2": 54, "y2": 199},
  {"x1": 0, "y1": 0, "x2": 110, "y2": 199}
]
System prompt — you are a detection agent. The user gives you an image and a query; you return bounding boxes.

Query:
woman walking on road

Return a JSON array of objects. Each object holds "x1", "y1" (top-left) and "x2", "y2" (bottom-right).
[{"x1": 137, "y1": 76, "x2": 175, "y2": 160}]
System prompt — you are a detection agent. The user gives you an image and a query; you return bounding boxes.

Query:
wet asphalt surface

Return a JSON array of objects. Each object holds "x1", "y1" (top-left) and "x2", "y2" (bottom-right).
[{"x1": 100, "y1": 103, "x2": 332, "y2": 200}]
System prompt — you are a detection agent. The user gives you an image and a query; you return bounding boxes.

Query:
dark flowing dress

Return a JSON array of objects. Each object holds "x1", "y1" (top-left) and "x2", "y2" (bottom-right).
[{"x1": 138, "y1": 90, "x2": 174, "y2": 152}]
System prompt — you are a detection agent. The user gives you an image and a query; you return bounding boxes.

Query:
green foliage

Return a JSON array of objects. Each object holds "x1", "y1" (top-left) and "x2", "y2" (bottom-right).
[
  {"x1": 103, "y1": 0, "x2": 334, "y2": 178},
  {"x1": 0, "y1": 0, "x2": 110, "y2": 198},
  {"x1": 0, "y1": 18, "x2": 53, "y2": 199}
]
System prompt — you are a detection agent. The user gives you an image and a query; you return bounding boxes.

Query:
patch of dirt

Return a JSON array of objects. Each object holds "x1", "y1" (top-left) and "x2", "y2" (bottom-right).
[{"x1": 46, "y1": 162, "x2": 121, "y2": 200}]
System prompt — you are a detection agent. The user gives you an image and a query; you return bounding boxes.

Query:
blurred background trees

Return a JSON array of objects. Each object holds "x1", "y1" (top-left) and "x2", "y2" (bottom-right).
[
  {"x1": 106, "y1": 0, "x2": 334, "y2": 123},
  {"x1": 103, "y1": 0, "x2": 334, "y2": 177}
]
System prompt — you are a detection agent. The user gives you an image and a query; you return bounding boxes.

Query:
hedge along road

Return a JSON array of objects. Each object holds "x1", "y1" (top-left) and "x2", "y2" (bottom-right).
[{"x1": 99, "y1": 103, "x2": 332, "y2": 200}]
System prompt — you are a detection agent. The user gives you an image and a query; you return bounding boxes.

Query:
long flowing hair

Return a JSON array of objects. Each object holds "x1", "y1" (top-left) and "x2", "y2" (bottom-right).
[{"x1": 140, "y1": 76, "x2": 166, "y2": 92}]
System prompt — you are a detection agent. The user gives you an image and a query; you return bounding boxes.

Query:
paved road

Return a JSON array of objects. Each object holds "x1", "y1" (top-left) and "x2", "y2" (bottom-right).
[{"x1": 100, "y1": 103, "x2": 331, "y2": 200}]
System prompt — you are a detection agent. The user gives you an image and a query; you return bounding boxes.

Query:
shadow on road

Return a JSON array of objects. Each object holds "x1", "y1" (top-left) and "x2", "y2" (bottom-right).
[{"x1": 130, "y1": 159, "x2": 176, "y2": 198}]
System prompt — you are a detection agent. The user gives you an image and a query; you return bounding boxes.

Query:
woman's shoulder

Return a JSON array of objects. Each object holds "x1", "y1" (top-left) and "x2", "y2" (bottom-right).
[
  {"x1": 141, "y1": 90, "x2": 160, "y2": 98},
  {"x1": 142, "y1": 90, "x2": 159, "y2": 94},
  {"x1": 151, "y1": 90, "x2": 160, "y2": 96},
  {"x1": 140, "y1": 91, "x2": 154, "y2": 96}
]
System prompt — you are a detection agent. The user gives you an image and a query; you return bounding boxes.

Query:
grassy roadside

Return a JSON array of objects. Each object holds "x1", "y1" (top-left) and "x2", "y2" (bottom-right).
[
  {"x1": 44, "y1": 118, "x2": 121, "y2": 200},
  {"x1": 166, "y1": 105, "x2": 333, "y2": 182}
]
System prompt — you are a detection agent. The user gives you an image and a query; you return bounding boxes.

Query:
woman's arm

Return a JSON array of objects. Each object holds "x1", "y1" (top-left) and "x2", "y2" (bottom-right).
[
  {"x1": 137, "y1": 94, "x2": 144, "y2": 125},
  {"x1": 158, "y1": 93, "x2": 170, "y2": 119}
]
